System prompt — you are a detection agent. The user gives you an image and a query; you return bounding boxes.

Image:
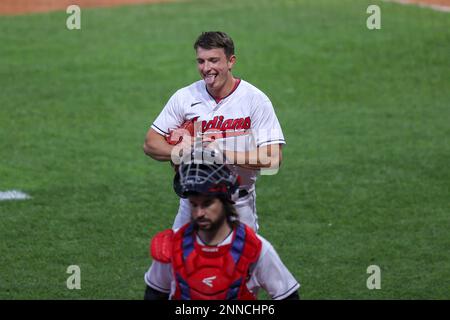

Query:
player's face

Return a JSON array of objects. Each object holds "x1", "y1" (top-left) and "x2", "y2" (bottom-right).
[
  {"x1": 196, "y1": 47, "x2": 236, "y2": 94},
  {"x1": 189, "y1": 194, "x2": 227, "y2": 231}
]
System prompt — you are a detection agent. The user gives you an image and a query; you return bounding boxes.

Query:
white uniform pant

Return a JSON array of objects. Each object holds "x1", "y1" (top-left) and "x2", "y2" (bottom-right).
[{"x1": 172, "y1": 190, "x2": 259, "y2": 232}]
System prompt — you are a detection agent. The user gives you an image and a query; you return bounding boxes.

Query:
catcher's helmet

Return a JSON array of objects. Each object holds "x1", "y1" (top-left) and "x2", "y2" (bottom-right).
[{"x1": 173, "y1": 160, "x2": 240, "y2": 203}]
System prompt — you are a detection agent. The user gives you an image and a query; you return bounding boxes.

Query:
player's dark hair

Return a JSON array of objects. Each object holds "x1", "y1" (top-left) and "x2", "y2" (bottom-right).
[{"x1": 194, "y1": 31, "x2": 235, "y2": 58}]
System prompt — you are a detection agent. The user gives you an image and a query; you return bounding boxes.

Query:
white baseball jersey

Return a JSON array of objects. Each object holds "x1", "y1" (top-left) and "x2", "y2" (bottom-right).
[
  {"x1": 151, "y1": 79, "x2": 286, "y2": 231},
  {"x1": 144, "y1": 230, "x2": 300, "y2": 300}
]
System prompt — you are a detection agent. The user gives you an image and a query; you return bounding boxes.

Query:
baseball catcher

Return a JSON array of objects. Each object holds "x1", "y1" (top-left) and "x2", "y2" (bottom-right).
[{"x1": 144, "y1": 156, "x2": 300, "y2": 300}]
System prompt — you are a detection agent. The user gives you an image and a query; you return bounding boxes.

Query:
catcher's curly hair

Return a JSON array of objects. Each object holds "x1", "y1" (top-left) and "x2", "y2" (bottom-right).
[
  {"x1": 218, "y1": 194, "x2": 240, "y2": 228},
  {"x1": 194, "y1": 31, "x2": 235, "y2": 58}
]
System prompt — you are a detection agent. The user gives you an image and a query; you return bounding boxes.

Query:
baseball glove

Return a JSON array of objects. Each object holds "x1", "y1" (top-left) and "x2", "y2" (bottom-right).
[{"x1": 166, "y1": 119, "x2": 196, "y2": 145}]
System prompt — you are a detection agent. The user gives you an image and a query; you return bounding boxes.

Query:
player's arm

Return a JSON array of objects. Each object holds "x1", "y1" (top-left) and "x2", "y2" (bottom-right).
[
  {"x1": 251, "y1": 237, "x2": 300, "y2": 300},
  {"x1": 143, "y1": 128, "x2": 176, "y2": 161},
  {"x1": 144, "y1": 128, "x2": 193, "y2": 162},
  {"x1": 233, "y1": 93, "x2": 285, "y2": 170},
  {"x1": 224, "y1": 144, "x2": 283, "y2": 170},
  {"x1": 144, "y1": 90, "x2": 191, "y2": 162},
  {"x1": 144, "y1": 230, "x2": 175, "y2": 300}
]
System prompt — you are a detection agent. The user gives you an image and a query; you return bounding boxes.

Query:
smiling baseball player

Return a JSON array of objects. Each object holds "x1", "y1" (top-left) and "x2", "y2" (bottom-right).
[{"x1": 143, "y1": 31, "x2": 285, "y2": 232}]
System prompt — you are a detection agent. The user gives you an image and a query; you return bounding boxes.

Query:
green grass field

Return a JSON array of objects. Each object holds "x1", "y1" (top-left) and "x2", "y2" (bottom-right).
[{"x1": 0, "y1": 0, "x2": 449, "y2": 299}]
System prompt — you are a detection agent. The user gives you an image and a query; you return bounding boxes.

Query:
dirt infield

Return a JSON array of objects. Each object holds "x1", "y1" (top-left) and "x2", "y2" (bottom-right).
[
  {"x1": 385, "y1": 0, "x2": 450, "y2": 11},
  {"x1": 406, "y1": 0, "x2": 450, "y2": 5},
  {"x1": 0, "y1": 0, "x2": 172, "y2": 15},
  {"x1": 0, "y1": 0, "x2": 448, "y2": 16}
]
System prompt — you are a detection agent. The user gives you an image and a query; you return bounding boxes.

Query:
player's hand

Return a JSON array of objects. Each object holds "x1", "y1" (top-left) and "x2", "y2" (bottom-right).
[
  {"x1": 202, "y1": 139, "x2": 228, "y2": 164},
  {"x1": 166, "y1": 119, "x2": 195, "y2": 145},
  {"x1": 171, "y1": 135, "x2": 194, "y2": 167},
  {"x1": 168, "y1": 120, "x2": 196, "y2": 167}
]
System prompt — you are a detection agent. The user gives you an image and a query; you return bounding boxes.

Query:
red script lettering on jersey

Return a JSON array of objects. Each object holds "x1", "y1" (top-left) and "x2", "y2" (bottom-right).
[{"x1": 200, "y1": 116, "x2": 251, "y2": 132}]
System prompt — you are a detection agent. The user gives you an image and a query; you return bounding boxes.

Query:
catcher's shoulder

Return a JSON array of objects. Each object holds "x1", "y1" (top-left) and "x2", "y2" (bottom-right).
[{"x1": 150, "y1": 229, "x2": 175, "y2": 263}]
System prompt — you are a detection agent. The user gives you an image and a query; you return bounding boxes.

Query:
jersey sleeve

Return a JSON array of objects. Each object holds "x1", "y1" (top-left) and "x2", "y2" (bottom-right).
[
  {"x1": 151, "y1": 91, "x2": 185, "y2": 137},
  {"x1": 144, "y1": 260, "x2": 173, "y2": 294},
  {"x1": 247, "y1": 236, "x2": 300, "y2": 300},
  {"x1": 250, "y1": 95, "x2": 286, "y2": 148}
]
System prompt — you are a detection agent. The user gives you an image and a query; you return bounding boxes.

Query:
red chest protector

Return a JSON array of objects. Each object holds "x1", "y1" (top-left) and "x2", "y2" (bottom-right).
[{"x1": 151, "y1": 223, "x2": 262, "y2": 300}]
